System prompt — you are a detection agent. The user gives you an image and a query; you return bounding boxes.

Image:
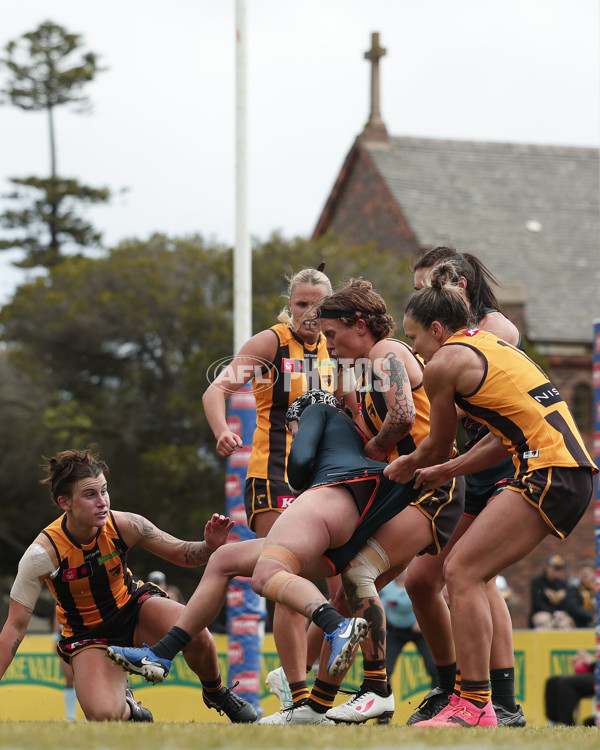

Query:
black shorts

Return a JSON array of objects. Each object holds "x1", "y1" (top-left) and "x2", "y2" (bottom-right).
[
  {"x1": 463, "y1": 456, "x2": 515, "y2": 516},
  {"x1": 244, "y1": 477, "x2": 296, "y2": 532},
  {"x1": 464, "y1": 476, "x2": 518, "y2": 518},
  {"x1": 56, "y1": 583, "x2": 167, "y2": 664},
  {"x1": 322, "y1": 473, "x2": 465, "y2": 574},
  {"x1": 412, "y1": 475, "x2": 465, "y2": 555},
  {"x1": 322, "y1": 475, "x2": 419, "y2": 575},
  {"x1": 507, "y1": 466, "x2": 593, "y2": 538}
]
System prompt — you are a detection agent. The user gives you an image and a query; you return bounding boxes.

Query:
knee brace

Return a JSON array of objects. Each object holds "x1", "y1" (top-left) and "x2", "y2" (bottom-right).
[
  {"x1": 342, "y1": 538, "x2": 390, "y2": 599},
  {"x1": 258, "y1": 544, "x2": 302, "y2": 573},
  {"x1": 257, "y1": 544, "x2": 302, "y2": 603},
  {"x1": 262, "y1": 570, "x2": 298, "y2": 603}
]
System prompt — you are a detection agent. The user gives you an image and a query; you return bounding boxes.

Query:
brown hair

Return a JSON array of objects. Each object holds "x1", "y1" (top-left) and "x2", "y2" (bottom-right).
[
  {"x1": 317, "y1": 278, "x2": 396, "y2": 340},
  {"x1": 41, "y1": 446, "x2": 108, "y2": 506},
  {"x1": 405, "y1": 261, "x2": 470, "y2": 333},
  {"x1": 414, "y1": 246, "x2": 500, "y2": 323}
]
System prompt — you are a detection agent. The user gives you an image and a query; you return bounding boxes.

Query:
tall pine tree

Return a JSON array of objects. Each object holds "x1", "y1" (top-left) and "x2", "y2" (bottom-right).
[{"x1": 0, "y1": 20, "x2": 112, "y2": 269}]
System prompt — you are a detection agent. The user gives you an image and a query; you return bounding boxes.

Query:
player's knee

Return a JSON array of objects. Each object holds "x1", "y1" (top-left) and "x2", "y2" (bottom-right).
[
  {"x1": 342, "y1": 538, "x2": 389, "y2": 600},
  {"x1": 84, "y1": 703, "x2": 126, "y2": 722},
  {"x1": 405, "y1": 568, "x2": 437, "y2": 602},
  {"x1": 250, "y1": 563, "x2": 294, "y2": 602},
  {"x1": 209, "y1": 544, "x2": 239, "y2": 578},
  {"x1": 189, "y1": 627, "x2": 214, "y2": 652},
  {"x1": 251, "y1": 543, "x2": 302, "y2": 596},
  {"x1": 442, "y1": 555, "x2": 467, "y2": 597}
]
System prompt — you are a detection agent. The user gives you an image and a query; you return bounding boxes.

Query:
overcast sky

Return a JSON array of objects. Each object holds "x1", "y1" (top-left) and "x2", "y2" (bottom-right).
[{"x1": 1, "y1": 0, "x2": 598, "y2": 302}]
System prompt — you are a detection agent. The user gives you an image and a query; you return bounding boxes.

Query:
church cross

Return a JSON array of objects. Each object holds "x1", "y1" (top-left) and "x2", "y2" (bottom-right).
[{"x1": 363, "y1": 32, "x2": 387, "y2": 134}]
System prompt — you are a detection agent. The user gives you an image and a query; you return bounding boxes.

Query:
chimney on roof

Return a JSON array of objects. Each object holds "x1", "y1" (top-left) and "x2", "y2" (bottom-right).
[{"x1": 361, "y1": 32, "x2": 388, "y2": 140}]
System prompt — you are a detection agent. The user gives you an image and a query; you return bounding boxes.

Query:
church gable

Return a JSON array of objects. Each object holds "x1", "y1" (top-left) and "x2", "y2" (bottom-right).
[
  {"x1": 311, "y1": 32, "x2": 600, "y2": 347},
  {"x1": 313, "y1": 141, "x2": 420, "y2": 257}
]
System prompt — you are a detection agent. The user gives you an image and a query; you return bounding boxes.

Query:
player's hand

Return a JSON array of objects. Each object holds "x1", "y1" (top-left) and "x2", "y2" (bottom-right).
[
  {"x1": 216, "y1": 430, "x2": 243, "y2": 457},
  {"x1": 204, "y1": 513, "x2": 235, "y2": 551},
  {"x1": 383, "y1": 456, "x2": 415, "y2": 484},
  {"x1": 413, "y1": 464, "x2": 451, "y2": 491},
  {"x1": 364, "y1": 438, "x2": 389, "y2": 462}
]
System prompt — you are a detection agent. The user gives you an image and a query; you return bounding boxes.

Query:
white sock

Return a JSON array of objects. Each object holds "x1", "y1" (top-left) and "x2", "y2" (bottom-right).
[{"x1": 64, "y1": 686, "x2": 77, "y2": 721}]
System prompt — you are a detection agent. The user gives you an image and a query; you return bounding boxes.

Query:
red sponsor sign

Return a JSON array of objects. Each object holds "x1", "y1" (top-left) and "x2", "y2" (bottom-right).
[
  {"x1": 227, "y1": 585, "x2": 245, "y2": 607},
  {"x1": 226, "y1": 532, "x2": 242, "y2": 544},
  {"x1": 231, "y1": 614, "x2": 260, "y2": 636},
  {"x1": 230, "y1": 391, "x2": 256, "y2": 409},
  {"x1": 227, "y1": 416, "x2": 242, "y2": 435},
  {"x1": 230, "y1": 504, "x2": 247, "y2": 526},
  {"x1": 230, "y1": 447, "x2": 252, "y2": 468},
  {"x1": 232, "y1": 671, "x2": 261, "y2": 693},
  {"x1": 226, "y1": 475, "x2": 242, "y2": 497},
  {"x1": 228, "y1": 641, "x2": 244, "y2": 664}
]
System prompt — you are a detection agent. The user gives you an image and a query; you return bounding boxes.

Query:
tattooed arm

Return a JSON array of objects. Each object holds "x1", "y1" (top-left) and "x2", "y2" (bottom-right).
[
  {"x1": 114, "y1": 511, "x2": 234, "y2": 567},
  {"x1": 0, "y1": 599, "x2": 33, "y2": 680},
  {"x1": 364, "y1": 341, "x2": 416, "y2": 461}
]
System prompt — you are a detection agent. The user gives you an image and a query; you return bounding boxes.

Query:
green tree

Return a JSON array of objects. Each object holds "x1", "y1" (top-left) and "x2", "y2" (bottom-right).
[
  {"x1": 0, "y1": 234, "x2": 233, "y2": 593},
  {"x1": 0, "y1": 231, "x2": 413, "y2": 594},
  {"x1": 0, "y1": 20, "x2": 111, "y2": 269},
  {"x1": 251, "y1": 231, "x2": 413, "y2": 334}
]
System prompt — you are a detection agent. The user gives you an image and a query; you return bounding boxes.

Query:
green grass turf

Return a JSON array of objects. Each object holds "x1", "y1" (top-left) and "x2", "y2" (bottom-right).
[{"x1": 0, "y1": 722, "x2": 598, "y2": 750}]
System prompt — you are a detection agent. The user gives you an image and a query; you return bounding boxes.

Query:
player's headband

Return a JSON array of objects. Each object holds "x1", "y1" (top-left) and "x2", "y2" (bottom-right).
[{"x1": 319, "y1": 308, "x2": 383, "y2": 319}]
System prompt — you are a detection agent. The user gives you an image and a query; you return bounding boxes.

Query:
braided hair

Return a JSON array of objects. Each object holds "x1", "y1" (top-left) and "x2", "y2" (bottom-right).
[{"x1": 285, "y1": 389, "x2": 343, "y2": 428}]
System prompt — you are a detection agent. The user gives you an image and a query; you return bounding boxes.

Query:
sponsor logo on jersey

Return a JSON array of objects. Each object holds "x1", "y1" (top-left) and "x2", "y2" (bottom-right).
[
  {"x1": 62, "y1": 564, "x2": 91, "y2": 581},
  {"x1": 282, "y1": 358, "x2": 304, "y2": 373},
  {"x1": 528, "y1": 383, "x2": 564, "y2": 407},
  {"x1": 522, "y1": 449, "x2": 540, "y2": 459},
  {"x1": 276, "y1": 494, "x2": 295, "y2": 509},
  {"x1": 97, "y1": 550, "x2": 120, "y2": 566}
]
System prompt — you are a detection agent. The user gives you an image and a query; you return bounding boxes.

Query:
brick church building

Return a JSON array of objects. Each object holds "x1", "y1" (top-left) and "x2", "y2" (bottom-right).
[{"x1": 312, "y1": 33, "x2": 600, "y2": 626}]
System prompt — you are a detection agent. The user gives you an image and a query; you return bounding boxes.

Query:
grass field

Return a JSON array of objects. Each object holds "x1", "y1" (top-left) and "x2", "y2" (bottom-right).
[{"x1": 0, "y1": 721, "x2": 597, "y2": 750}]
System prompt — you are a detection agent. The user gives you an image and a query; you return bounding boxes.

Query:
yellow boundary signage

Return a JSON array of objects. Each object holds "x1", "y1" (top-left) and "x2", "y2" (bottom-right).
[{"x1": 0, "y1": 629, "x2": 594, "y2": 724}]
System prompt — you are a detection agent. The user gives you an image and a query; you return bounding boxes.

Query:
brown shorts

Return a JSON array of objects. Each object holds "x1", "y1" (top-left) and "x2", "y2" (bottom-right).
[
  {"x1": 506, "y1": 466, "x2": 593, "y2": 538},
  {"x1": 56, "y1": 583, "x2": 166, "y2": 664},
  {"x1": 413, "y1": 475, "x2": 466, "y2": 555},
  {"x1": 244, "y1": 477, "x2": 296, "y2": 532}
]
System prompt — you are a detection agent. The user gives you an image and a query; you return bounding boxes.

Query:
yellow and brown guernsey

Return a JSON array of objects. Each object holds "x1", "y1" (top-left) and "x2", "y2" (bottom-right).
[
  {"x1": 247, "y1": 323, "x2": 336, "y2": 481},
  {"x1": 357, "y1": 339, "x2": 431, "y2": 461},
  {"x1": 42, "y1": 511, "x2": 134, "y2": 637},
  {"x1": 444, "y1": 328, "x2": 597, "y2": 474}
]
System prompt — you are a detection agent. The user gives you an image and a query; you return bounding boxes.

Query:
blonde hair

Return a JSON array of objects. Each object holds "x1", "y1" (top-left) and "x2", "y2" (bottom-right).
[{"x1": 277, "y1": 267, "x2": 332, "y2": 328}]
